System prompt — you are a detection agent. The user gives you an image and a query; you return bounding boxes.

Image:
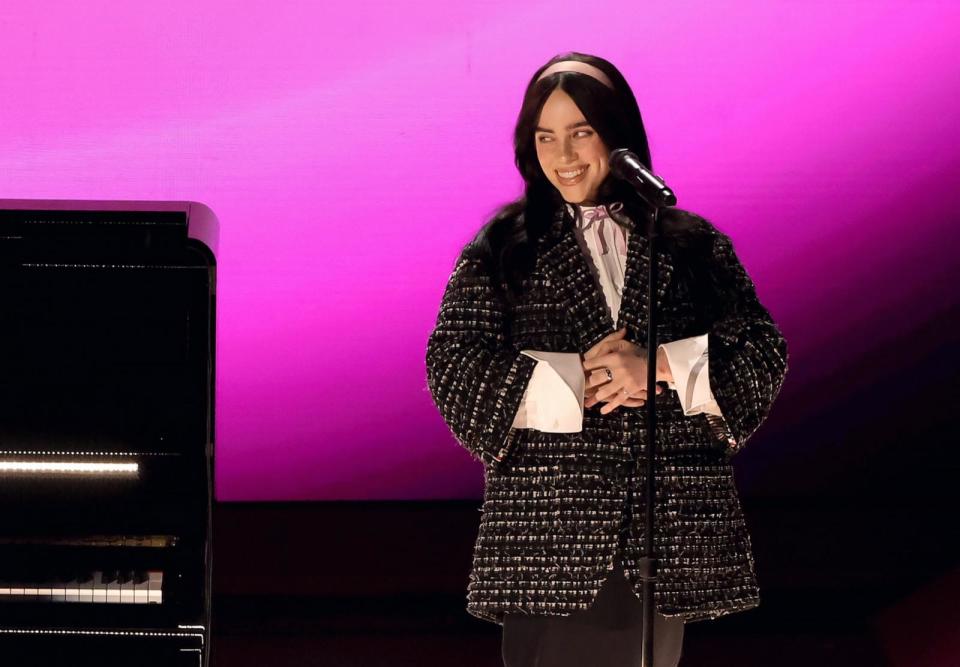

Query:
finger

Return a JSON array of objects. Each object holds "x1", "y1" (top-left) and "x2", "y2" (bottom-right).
[
  {"x1": 584, "y1": 328, "x2": 626, "y2": 359},
  {"x1": 584, "y1": 386, "x2": 600, "y2": 405},
  {"x1": 615, "y1": 385, "x2": 662, "y2": 398},
  {"x1": 600, "y1": 390, "x2": 628, "y2": 414},
  {"x1": 596, "y1": 385, "x2": 647, "y2": 403},
  {"x1": 593, "y1": 393, "x2": 648, "y2": 410},
  {"x1": 596, "y1": 386, "x2": 663, "y2": 400},
  {"x1": 598, "y1": 384, "x2": 662, "y2": 407},
  {"x1": 587, "y1": 394, "x2": 646, "y2": 409},
  {"x1": 584, "y1": 339, "x2": 632, "y2": 363},
  {"x1": 585, "y1": 368, "x2": 617, "y2": 389},
  {"x1": 584, "y1": 383, "x2": 604, "y2": 406},
  {"x1": 583, "y1": 336, "x2": 636, "y2": 360},
  {"x1": 583, "y1": 350, "x2": 627, "y2": 373},
  {"x1": 585, "y1": 359, "x2": 628, "y2": 388}
]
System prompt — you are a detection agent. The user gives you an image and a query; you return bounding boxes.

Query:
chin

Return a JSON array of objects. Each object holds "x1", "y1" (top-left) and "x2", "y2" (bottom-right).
[{"x1": 558, "y1": 187, "x2": 595, "y2": 205}]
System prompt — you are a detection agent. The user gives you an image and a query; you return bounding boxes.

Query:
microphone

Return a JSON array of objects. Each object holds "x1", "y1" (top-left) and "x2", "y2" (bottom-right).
[{"x1": 608, "y1": 148, "x2": 677, "y2": 208}]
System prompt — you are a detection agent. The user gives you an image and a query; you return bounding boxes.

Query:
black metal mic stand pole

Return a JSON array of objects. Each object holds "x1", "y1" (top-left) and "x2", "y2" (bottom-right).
[
  {"x1": 608, "y1": 149, "x2": 677, "y2": 667},
  {"x1": 638, "y1": 201, "x2": 664, "y2": 667}
]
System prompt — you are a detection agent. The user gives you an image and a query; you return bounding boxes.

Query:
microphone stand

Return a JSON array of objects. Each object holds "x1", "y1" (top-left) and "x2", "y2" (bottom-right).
[
  {"x1": 609, "y1": 152, "x2": 677, "y2": 667},
  {"x1": 638, "y1": 201, "x2": 664, "y2": 667}
]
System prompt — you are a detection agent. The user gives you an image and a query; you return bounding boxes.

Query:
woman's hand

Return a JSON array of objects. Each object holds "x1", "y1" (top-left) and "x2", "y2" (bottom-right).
[{"x1": 581, "y1": 327, "x2": 673, "y2": 415}]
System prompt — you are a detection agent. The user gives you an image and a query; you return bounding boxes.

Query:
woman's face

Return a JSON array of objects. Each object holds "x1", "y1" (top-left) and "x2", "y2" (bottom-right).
[{"x1": 534, "y1": 87, "x2": 611, "y2": 205}]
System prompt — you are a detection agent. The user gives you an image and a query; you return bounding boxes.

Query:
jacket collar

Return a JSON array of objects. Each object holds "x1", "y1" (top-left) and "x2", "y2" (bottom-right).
[{"x1": 538, "y1": 203, "x2": 673, "y2": 353}]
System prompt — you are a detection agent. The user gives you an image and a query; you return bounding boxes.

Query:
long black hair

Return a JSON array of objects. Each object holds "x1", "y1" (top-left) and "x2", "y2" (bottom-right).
[{"x1": 469, "y1": 52, "x2": 715, "y2": 306}]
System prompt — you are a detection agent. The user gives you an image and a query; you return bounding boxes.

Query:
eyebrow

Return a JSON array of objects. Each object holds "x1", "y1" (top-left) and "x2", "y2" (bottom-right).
[{"x1": 534, "y1": 120, "x2": 592, "y2": 133}]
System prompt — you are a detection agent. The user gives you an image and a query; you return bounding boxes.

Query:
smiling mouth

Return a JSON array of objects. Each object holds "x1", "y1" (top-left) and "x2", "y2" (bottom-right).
[{"x1": 557, "y1": 165, "x2": 588, "y2": 185}]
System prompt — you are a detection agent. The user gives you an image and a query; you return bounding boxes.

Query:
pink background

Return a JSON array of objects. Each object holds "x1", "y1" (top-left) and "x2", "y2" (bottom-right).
[{"x1": 1, "y1": 1, "x2": 957, "y2": 500}]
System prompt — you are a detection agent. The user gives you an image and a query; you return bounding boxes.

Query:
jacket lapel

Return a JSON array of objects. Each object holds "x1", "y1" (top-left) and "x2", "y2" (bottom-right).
[
  {"x1": 538, "y1": 206, "x2": 674, "y2": 354},
  {"x1": 617, "y1": 223, "x2": 674, "y2": 349}
]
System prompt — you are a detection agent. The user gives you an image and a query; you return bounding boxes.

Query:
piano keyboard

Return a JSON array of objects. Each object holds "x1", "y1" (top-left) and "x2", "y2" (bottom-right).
[{"x1": 0, "y1": 571, "x2": 162, "y2": 604}]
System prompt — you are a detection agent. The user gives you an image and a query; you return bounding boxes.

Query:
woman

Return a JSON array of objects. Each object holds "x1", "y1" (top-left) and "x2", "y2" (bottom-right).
[{"x1": 425, "y1": 52, "x2": 788, "y2": 666}]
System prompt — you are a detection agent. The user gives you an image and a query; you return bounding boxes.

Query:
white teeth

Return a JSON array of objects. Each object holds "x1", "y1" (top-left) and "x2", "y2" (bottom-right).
[{"x1": 558, "y1": 167, "x2": 586, "y2": 179}]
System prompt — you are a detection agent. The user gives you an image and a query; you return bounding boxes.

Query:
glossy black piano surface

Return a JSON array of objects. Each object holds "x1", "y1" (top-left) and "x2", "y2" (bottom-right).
[{"x1": 0, "y1": 200, "x2": 217, "y2": 667}]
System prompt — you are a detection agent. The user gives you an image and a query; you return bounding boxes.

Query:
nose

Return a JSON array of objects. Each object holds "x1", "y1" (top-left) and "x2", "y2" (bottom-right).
[{"x1": 560, "y1": 136, "x2": 577, "y2": 162}]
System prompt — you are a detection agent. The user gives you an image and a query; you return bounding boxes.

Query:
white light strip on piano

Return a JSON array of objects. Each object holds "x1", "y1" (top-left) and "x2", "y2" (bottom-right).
[
  {"x1": 0, "y1": 629, "x2": 199, "y2": 638},
  {"x1": 0, "y1": 461, "x2": 138, "y2": 474}
]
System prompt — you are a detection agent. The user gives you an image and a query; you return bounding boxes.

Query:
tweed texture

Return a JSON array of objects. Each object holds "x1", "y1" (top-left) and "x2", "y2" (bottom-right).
[{"x1": 425, "y1": 206, "x2": 788, "y2": 625}]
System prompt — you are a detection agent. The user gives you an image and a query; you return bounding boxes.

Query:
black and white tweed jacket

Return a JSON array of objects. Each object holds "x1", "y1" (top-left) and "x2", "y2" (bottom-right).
[{"x1": 425, "y1": 205, "x2": 788, "y2": 625}]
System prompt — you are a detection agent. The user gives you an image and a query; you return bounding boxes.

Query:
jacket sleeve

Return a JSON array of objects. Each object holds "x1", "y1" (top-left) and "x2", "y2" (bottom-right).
[
  {"x1": 703, "y1": 232, "x2": 789, "y2": 456},
  {"x1": 425, "y1": 249, "x2": 539, "y2": 467}
]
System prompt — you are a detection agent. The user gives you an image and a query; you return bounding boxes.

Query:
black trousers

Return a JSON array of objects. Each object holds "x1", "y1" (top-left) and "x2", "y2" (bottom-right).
[{"x1": 501, "y1": 549, "x2": 685, "y2": 667}]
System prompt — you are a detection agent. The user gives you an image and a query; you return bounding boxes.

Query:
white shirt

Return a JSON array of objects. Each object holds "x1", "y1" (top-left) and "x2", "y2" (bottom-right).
[{"x1": 512, "y1": 203, "x2": 724, "y2": 432}]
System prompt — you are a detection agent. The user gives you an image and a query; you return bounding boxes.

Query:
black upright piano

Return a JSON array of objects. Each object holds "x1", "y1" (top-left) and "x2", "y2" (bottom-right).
[{"x1": 0, "y1": 200, "x2": 217, "y2": 666}]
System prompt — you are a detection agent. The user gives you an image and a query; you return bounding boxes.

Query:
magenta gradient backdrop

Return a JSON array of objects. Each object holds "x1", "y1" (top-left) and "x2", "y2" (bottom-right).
[{"x1": 1, "y1": 1, "x2": 957, "y2": 500}]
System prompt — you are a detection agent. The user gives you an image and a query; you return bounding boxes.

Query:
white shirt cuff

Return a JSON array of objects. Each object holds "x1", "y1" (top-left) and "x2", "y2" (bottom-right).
[
  {"x1": 658, "y1": 334, "x2": 723, "y2": 417},
  {"x1": 511, "y1": 350, "x2": 584, "y2": 432}
]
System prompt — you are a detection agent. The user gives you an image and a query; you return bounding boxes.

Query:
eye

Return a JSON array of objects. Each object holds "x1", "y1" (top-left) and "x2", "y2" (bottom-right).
[
  {"x1": 574, "y1": 129, "x2": 594, "y2": 138},
  {"x1": 536, "y1": 135, "x2": 554, "y2": 143}
]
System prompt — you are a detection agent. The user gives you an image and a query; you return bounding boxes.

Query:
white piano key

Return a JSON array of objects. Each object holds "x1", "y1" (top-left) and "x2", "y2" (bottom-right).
[
  {"x1": 148, "y1": 571, "x2": 163, "y2": 604},
  {"x1": 120, "y1": 575, "x2": 134, "y2": 604},
  {"x1": 80, "y1": 575, "x2": 93, "y2": 603},
  {"x1": 106, "y1": 577, "x2": 121, "y2": 604},
  {"x1": 93, "y1": 572, "x2": 106, "y2": 603}
]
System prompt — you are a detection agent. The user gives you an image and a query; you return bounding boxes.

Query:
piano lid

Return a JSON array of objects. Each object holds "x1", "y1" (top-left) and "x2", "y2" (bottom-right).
[{"x1": 0, "y1": 198, "x2": 219, "y2": 260}]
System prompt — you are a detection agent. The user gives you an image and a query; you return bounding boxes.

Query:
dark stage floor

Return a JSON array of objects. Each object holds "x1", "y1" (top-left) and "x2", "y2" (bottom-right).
[
  {"x1": 212, "y1": 631, "x2": 886, "y2": 667},
  {"x1": 208, "y1": 500, "x2": 958, "y2": 666}
]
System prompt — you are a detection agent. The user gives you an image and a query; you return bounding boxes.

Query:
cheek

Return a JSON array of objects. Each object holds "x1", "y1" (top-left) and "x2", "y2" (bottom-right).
[
  {"x1": 595, "y1": 161, "x2": 610, "y2": 181},
  {"x1": 536, "y1": 149, "x2": 555, "y2": 175},
  {"x1": 591, "y1": 141, "x2": 610, "y2": 164},
  {"x1": 591, "y1": 143, "x2": 610, "y2": 178}
]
